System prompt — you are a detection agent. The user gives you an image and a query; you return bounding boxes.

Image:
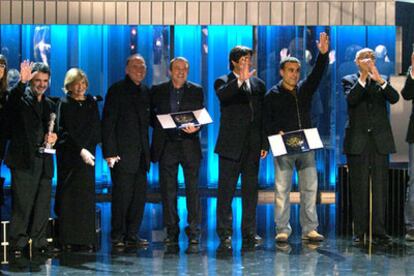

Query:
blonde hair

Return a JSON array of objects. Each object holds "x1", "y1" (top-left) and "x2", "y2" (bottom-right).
[
  {"x1": 355, "y1": 48, "x2": 376, "y2": 61},
  {"x1": 63, "y1": 68, "x2": 89, "y2": 94}
]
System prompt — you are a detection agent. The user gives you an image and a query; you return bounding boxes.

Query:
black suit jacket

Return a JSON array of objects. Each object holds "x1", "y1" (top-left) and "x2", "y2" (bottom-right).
[
  {"x1": 401, "y1": 69, "x2": 414, "y2": 143},
  {"x1": 3, "y1": 82, "x2": 56, "y2": 178},
  {"x1": 102, "y1": 76, "x2": 151, "y2": 173},
  {"x1": 214, "y1": 73, "x2": 267, "y2": 161},
  {"x1": 342, "y1": 74, "x2": 399, "y2": 155},
  {"x1": 150, "y1": 80, "x2": 204, "y2": 162}
]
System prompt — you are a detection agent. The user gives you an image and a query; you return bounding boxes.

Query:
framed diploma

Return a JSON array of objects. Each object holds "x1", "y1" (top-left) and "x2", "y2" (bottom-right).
[
  {"x1": 268, "y1": 128, "x2": 324, "y2": 157},
  {"x1": 156, "y1": 108, "x2": 213, "y2": 129}
]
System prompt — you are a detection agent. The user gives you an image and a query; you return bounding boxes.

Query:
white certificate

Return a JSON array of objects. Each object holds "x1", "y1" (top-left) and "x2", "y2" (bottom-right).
[{"x1": 268, "y1": 128, "x2": 324, "y2": 157}]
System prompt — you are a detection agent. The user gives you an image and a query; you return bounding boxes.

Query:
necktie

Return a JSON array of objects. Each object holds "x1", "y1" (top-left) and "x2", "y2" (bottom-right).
[{"x1": 242, "y1": 81, "x2": 254, "y2": 122}]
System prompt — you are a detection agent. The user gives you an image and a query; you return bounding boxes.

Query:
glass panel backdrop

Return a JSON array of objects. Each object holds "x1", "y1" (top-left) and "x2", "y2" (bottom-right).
[{"x1": 0, "y1": 25, "x2": 396, "y2": 191}]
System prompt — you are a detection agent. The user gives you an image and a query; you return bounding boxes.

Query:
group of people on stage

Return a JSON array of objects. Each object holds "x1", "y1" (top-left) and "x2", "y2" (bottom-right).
[{"x1": 0, "y1": 31, "x2": 414, "y2": 257}]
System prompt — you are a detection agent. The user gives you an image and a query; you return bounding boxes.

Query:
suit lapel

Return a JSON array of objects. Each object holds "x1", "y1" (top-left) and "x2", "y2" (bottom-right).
[
  {"x1": 249, "y1": 78, "x2": 256, "y2": 95},
  {"x1": 165, "y1": 82, "x2": 172, "y2": 113},
  {"x1": 23, "y1": 89, "x2": 42, "y2": 119},
  {"x1": 228, "y1": 72, "x2": 236, "y2": 83}
]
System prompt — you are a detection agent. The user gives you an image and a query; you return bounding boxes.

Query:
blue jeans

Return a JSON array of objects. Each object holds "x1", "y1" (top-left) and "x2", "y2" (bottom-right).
[
  {"x1": 273, "y1": 151, "x2": 319, "y2": 235},
  {"x1": 406, "y1": 144, "x2": 414, "y2": 231}
]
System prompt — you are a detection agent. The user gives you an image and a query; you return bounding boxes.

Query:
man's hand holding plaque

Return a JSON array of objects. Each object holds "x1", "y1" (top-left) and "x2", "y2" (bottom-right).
[
  {"x1": 181, "y1": 124, "x2": 200, "y2": 134},
  {"x1": 156, "y1": 108, "x2": 212, "y2": 130}
]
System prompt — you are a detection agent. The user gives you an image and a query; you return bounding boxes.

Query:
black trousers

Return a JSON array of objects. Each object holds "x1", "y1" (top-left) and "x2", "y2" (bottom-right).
[
  {"x1": 347, "y1": 136, "x2": 389, "y2": 236},
  {"x1": 159, "y1": 139, "x2": 201, "y2": 238},
  {"x1": 110, "y1": 160, "x2": 147, "y2": 241},
  {"x1": 216, "y1": 136, "x2": 260, "y2": 239},
  {"x1": 9, "y1": 156, "x2": 52, "y2": 250}
]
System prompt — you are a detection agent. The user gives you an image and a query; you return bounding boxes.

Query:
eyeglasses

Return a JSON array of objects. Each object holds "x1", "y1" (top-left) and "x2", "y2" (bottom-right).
[{"x1": 0, "y1": 64, "x2": 6, "y2": 69}]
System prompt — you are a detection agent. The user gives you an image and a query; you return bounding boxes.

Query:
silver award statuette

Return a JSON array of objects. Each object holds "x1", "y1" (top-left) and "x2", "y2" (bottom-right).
[{"x1": 39, "y1": 112, "x2": 56, "y2": 154}]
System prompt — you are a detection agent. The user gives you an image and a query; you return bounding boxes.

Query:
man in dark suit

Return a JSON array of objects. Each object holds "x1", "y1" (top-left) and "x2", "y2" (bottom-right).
[
  {"x1": 342, "y1": 48, "x2": 399, "y2": 244},
  {"x1": 264, "y1": 32, "x2": 329, "y2": 243},
  {"x1": 151, "y1": 57, "x2": 204, "y2": 244},
  {"x1": 102, "y1": 54, "x2": 151, "y2": 247},
  {"x1": 3, "y1": 61, "x2": 57, "y2": 256},
  {"x1": 401, "y1": 51, "x2": 414, "y2": 241},
  {"x1": 215, "y1": 46, "x2": 268, "y2": 246}
]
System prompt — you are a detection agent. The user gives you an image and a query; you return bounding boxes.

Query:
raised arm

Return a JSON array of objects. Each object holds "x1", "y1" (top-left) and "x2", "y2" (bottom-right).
[{"x1": 301, "y1": 32, "x2": 330, "y2": 95}]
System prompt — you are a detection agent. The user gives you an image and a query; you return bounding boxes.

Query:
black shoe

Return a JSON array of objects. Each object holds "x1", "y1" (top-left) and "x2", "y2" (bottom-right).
[
  {"x1": 112, "y1": 239, "x2": 125, "y2": 247},
  {"x1": 88, "y1": 245, "x2": 96, "y2": 252},
  {"x1": 374, "y1": 234, "x2": 392, "y2": 243},
  {"x1": 220, "y1": 236, "x2": 232, "y2": 245},
  {"x1": 243, "y1": 234, "x2": 262, "y2": 244},
  {"x1": 35, "y1": 245, "x2": 56, "y2": 256},
  {"x1": 125, "y1": 236, "x2": 149, "y2": 247},
  {"x1": 50, "y1": 246, "x2": 62, "y2": 253},
  {"x1": 137, "y1": 237, "x2": 149, "y2": 246},
  {"x1": 189, "y1": 236, "x2": 200, "y2": 245},
  {"x1": 62, "y1": 244, "x2": 73, "y2": 252},
  {"x1": 164, "y1": 235, "x2": 178, "y2": 244}
]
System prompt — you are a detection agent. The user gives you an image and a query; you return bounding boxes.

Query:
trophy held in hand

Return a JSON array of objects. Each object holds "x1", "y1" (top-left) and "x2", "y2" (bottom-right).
[{"x1": 39, "y1": 113, "x2": 57, "y2": 154}]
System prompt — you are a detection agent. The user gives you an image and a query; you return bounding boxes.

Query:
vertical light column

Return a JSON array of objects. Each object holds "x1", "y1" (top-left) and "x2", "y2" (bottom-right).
[{"x1": 174, "y1": 26, "x2": 202, "y2": 185}]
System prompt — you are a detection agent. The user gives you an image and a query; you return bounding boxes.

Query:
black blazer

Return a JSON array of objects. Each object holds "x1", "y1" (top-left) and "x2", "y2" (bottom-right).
[
  {"x1": 214, "y1": 73, "x2": 267, "y2": 161},
  {"x1": 3, "y1": 82, "x2": 56, "y2": 178},
  {"x1": 150, "y1": 80, "x2": 204, "y2": 162},
  {"x1": 401, "y1": 69, "x2": 414, "y2": 143},
  {"x1": 102, "y1": 76, "x2": 151, "y2": 173},
  {"x1": 342, "y1": 74, "x2": 399, "y2": 155}
]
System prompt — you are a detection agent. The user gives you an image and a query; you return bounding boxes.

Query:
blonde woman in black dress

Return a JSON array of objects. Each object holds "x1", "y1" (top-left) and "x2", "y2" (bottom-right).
[{"x1": 55, "y1": 68, "x2": 101, "y2": 251}]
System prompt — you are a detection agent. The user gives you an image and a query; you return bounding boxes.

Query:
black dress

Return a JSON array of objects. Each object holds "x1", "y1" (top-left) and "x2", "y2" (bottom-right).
[{"x1": 55, "y1": 94, "x2": 101, "y2": 247}]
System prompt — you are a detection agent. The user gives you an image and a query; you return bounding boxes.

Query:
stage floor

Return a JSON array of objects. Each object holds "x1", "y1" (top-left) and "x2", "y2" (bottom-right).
[{"x1": 2, "y1": 198, "x2": 414, "y2": 274}]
